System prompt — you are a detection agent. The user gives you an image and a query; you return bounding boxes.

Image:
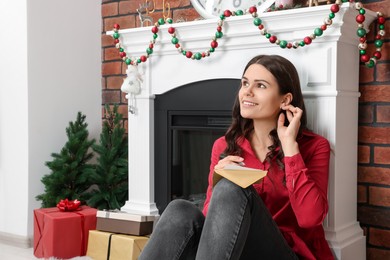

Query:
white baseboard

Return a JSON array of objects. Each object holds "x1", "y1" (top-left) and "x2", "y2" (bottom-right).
[{"x1": 0, "y1": 231, "x2": 32, "y2": 248}]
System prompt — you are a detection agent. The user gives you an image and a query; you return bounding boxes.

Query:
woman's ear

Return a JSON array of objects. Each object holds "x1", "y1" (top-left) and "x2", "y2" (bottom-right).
[{"x1": 281, "y1": 93, "x2": 293, "y2": 107}]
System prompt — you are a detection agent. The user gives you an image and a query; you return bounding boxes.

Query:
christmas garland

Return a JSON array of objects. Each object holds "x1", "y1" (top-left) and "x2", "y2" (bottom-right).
[{"x1": 111, "y1": 0, "x2": 386, "y2": 69}]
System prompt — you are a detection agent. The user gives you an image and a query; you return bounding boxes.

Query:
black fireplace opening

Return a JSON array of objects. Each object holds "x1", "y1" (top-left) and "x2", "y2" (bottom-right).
[{"x1": 154, "y1": 79, "x2": 240, "y2": 213}]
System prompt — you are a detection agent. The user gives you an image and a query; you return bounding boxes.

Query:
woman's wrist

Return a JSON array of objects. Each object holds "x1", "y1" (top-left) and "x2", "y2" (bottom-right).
[{"x1": 281, "y1": 141, "x2": 299, "y2": 157}]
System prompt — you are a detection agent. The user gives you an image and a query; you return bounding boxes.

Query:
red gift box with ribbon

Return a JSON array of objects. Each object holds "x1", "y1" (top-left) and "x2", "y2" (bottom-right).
[{"x1": 33, "y1": 205, "x2": 97, "y2": 259}]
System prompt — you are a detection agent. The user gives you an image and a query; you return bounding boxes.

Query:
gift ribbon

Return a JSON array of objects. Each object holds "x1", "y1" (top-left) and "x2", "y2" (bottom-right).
[
  {"x1": 72, "y1": 211, "x2": 86, "y2": 256},
  {"x1": 106, "y1": 233, "x2": 117, "y2": 260}
]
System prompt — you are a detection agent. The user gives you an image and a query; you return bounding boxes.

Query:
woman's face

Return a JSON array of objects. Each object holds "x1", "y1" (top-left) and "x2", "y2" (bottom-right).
[{"x1": 239, "y1": 64, "x2": 285, "y2": 122}]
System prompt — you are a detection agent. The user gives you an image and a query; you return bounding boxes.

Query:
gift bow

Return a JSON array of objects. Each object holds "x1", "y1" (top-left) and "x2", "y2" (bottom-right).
[{"x1": 57, "y1": 199, "x2": 81, "y2": 211}]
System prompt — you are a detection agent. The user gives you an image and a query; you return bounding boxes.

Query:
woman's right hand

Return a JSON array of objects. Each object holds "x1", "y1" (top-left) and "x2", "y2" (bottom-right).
[{"x1": 214, "y1": 155, "x2": 245, "y2": 170}]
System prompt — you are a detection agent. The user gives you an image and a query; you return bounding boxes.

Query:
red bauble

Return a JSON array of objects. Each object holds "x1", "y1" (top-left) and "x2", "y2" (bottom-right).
[
  {"x1": 377, "y1": 16, "x2": 385, "y2": 24},
  {"x1": 168, "y1": 27, "x2": 175, "y2": 34},
  {"x1": 249, "y1": 6, "x2": 257, "y2": 14},
  {"x1": 151, "y1": 26, "x2": 159, "y2": 34},
  {"x1": 114, "y1": 39, "x2": 119, "y2": 44},
  {"x1": 269, "y1": 35, "x2": 277, "y2": 43},
  {"x1": 114, "y1": 24, "x2": 120, "y2": 30},
  {"x1": 217, "y1": 26, "x2": 222, "y2": 32},
  {"x1": 356, "y1": 14, "x2": 365, "y2": 24},
  {"x1": 359, "y1": 37, "x2": 366, "y2": 43},
  {"x1": 149, "y1": 43, "x2": 154, "y2": 49},
  {"x1": 175, "y1": 43, "x2": 180, "y2": 48},
  {"x1": 186, "y1": 51, "x2": 193, "y2": 58},
  {"x1": 287, "y1": 43, "x2": 292, "y2": 49},
  {"x1": 374, "y1": 51, "x2": 382, "y2": 59},
  {"x1": 321, "y1": 25, "x2": 327, "y2": 31},
  {"x1": 330, "y1": 4, "x2": 339, "y2": 13},
  {"x1": 211, "y1": 41, "x2": 218, "y2": 48},
  {"x1": 202, "y1": 53, "x2": 206, "y2": 58},
  {"x1": 375, "y1": 35, "x2": 381, "y2": 40},
  {"x1": 119, "y1": 52, "x2": 126, "y2": 58},
  {"x1": 304, "y1": 36, "x2": 312, "y2": 45},
  {"x1": 224, "y1": 10, "x2": 232, "y2": 17},
  {"x1": 360, "y1": 54, "x2": 370, "y2": 63},
  {"x1": 140, "y1": 55, "x2": 147, "y2": 62},
  {"x1": 258, "y1": 24, "x2": 264, "y2": 30}
]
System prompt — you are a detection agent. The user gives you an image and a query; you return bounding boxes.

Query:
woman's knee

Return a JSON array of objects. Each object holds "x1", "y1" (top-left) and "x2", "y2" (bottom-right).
[
  {"x1": 160, "y1": 199, "x2": 205, "y2": 228},
  {"x1": 212, "y1": 178, "x2": 247, "y2": 201}
]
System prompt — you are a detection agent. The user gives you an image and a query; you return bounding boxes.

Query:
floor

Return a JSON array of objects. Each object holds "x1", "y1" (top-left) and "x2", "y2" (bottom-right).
[{"x1": 0, "y1": 243, "x2": 91, "y2": 260}]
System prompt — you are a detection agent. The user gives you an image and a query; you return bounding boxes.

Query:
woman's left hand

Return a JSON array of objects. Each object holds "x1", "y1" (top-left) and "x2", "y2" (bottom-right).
[{"x1": 277, "y1": 104, "x2": 302, "y2": 156}]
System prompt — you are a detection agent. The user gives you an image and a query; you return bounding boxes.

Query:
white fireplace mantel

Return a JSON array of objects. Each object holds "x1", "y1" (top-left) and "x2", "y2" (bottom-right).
[{"x1": 108, "y1": 3, "x2": 376, "y2": 259}]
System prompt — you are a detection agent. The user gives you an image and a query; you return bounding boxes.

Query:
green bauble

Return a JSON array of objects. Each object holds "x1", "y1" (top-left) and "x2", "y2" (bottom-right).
[
  {"x1": 171, "y1": 37, "x2": 179, "y2": 44},
  {"x1": 357, "y1": 28, "x2": 366, "y2": 37},
  {"x1": 279, "y1": 40, "x2": 287, "y2": 48},
  {"x1": 314, "y1": 28, "x2": 323, "y2": 37},
  {"x1": 146, "y1": 48, "x2": 153, "y2": 55},
  {"x1": 194, "y1": 52, "x2": 202, "y2": 60},
  {"x1": 215, "y1": 31, "x2": 223, "y2": 38},
  {"x1": 253, "y1": 18, "x2": 262, "y2": 26},
  {"x1": 158, "y1": 18, "x2": 165, "y2": 25}
]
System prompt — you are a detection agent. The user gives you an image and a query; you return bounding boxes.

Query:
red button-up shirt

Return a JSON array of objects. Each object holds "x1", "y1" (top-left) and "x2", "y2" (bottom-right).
[{"x1": 202, "y1": 130, "x2": 334, "y2": 260}]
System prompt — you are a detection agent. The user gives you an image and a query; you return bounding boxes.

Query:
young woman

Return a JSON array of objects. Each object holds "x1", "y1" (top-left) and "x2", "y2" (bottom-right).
[{"x1": 139, "y1": 55, "x2": 334, "y2": 260}]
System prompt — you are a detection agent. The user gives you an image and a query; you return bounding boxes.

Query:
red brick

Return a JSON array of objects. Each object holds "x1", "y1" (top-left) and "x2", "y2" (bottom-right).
[
  {"x1": 118, "y1": 104, "x2": 129, "y2": 119},
  {"x1": 104, "y1": 47, "x2": 121, "y2": 61},
  {"x1": 102, "y1": 90, "x2": 121, "y2": 104},
  {"x1": 377, "y1": 42, "x2": 390, "y2": 63},
  {"x1": 172, "y1": 8, "x2": 201, "y2": 22},
  {"x1": 358, "y1": 166, "x2": 390, "y2": 185},
  {"x1": 377, "y1": 105, "x2": 390, "y2": 123},
  {"x1": 367, "y1": 247, "x2": 390, "y2": 260},
  {"x1": 102, "y1": 77, "x2": 106, "y2": 89},
  {"x1": 369, "y1": 228, "x2": 390, "y2": 248},
  {"x1": 102, "y1": 2, "x2": 118, "y2": 17},
  {"x1": 369, "y1": 186, "x2": 390, "y2": 207},
  {"x1": 359, "y1": 64, "x2": 374, "y2": 83},
  {"x1": 102, "y1": 62, "x2": 122, "y2": 76},
  {"x1": 374, "y1": 146, "x2": 390, "y2": 165},
  {"x1": 107, "y1": 76, "x2": 125, "y2": 90},
  {"x1": 358, "y1": 205, "x2": 390, "y2": 228},
  {"x1": 358, "y1": 126, "x2": 390, "y2": 144},
  {"x1": 377, "y1": 63, "x2": 390, "y2": 82},
  {"x1": 358, "y1": 185, "x2": 367, "y2": 203},
  {"x1": 119, "y1": 0, "x2": 144, "y2": 15},
  {"x1": 359, "y1": 85, "x2": 390, "y2": 103},
  {"x1": 104, "y1": 15, "x2": 136, "y2": 32},
  {"x1": 358, "y1": 145, "x2": 371, "y2": 164},
  {"x1": 102, "y1": 34, "x2": 115, "y2": 48},
  {"x1": 358, "y1": 105, "x2": 373, "y2": 123}
]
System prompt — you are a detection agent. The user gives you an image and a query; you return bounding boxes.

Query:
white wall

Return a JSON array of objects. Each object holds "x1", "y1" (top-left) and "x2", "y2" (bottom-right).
[{"x1": 0, "y1": 0, "x2": 101, "y2": 246}]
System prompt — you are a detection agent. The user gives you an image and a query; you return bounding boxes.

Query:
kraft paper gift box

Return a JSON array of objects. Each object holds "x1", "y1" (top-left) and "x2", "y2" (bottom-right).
[
  {"x1": 96, "y1": 210, "x2": 156, "y2": 235},
  {"x1": 33, "y1": 206, "x2": 97, "y2": 259},
  {"x1": 86, "y1": 230, "x2": 149, "y2": 260}
]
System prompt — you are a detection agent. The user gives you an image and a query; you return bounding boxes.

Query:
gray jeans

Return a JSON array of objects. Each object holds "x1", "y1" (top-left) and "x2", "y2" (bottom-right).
[{"x1": 139, "y1": 178, "x2": 298, "y2": 260}]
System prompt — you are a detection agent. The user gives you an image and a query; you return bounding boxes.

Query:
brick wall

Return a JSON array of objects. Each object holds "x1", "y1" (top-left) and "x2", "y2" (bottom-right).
[
  {"x1": 358, "y1": 0, "x2": 390, "y2": 259},
  {"x1": 101, "y1": 1, "x2": 390, "y2": 258}
]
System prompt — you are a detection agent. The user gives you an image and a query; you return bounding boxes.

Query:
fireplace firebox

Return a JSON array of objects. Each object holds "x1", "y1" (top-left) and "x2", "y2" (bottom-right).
[{"x1": 154, "y1": 79, "x2": 240, "y2": 212}]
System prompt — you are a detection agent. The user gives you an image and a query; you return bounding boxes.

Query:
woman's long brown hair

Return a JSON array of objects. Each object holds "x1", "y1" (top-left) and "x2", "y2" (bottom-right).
[{"x1": 222, "y1": 55, "x2": 308, "y2": 169}]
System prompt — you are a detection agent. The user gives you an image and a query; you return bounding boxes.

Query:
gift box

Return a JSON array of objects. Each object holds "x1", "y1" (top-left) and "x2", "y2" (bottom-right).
[
  {"x1": 96, "y1": 210, "x2": 156, "y2": 235},
  {"x1": 33, "y1": 206, "x2": 97, "y2": 259},
  {"x1": 86, "y1": 230, "x2": 149, "y2": 260}
]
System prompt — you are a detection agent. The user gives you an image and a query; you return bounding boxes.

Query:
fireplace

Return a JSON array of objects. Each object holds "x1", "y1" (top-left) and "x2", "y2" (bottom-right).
[
  {"x1": 112, "y1": 3, "x2": 377, "y2": 259},
  {"x1": 154, "y1": 79, "x2": 238, "y2": 212}
]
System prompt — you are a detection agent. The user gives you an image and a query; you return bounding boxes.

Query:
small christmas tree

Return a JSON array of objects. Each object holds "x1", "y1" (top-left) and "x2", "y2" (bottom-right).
[
  {"x1": 36, "y1": 112, "x2": 95, "y2": 208},
  {"x1": 86, "y1": 104, "x2": 128, "y2": 210}
]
